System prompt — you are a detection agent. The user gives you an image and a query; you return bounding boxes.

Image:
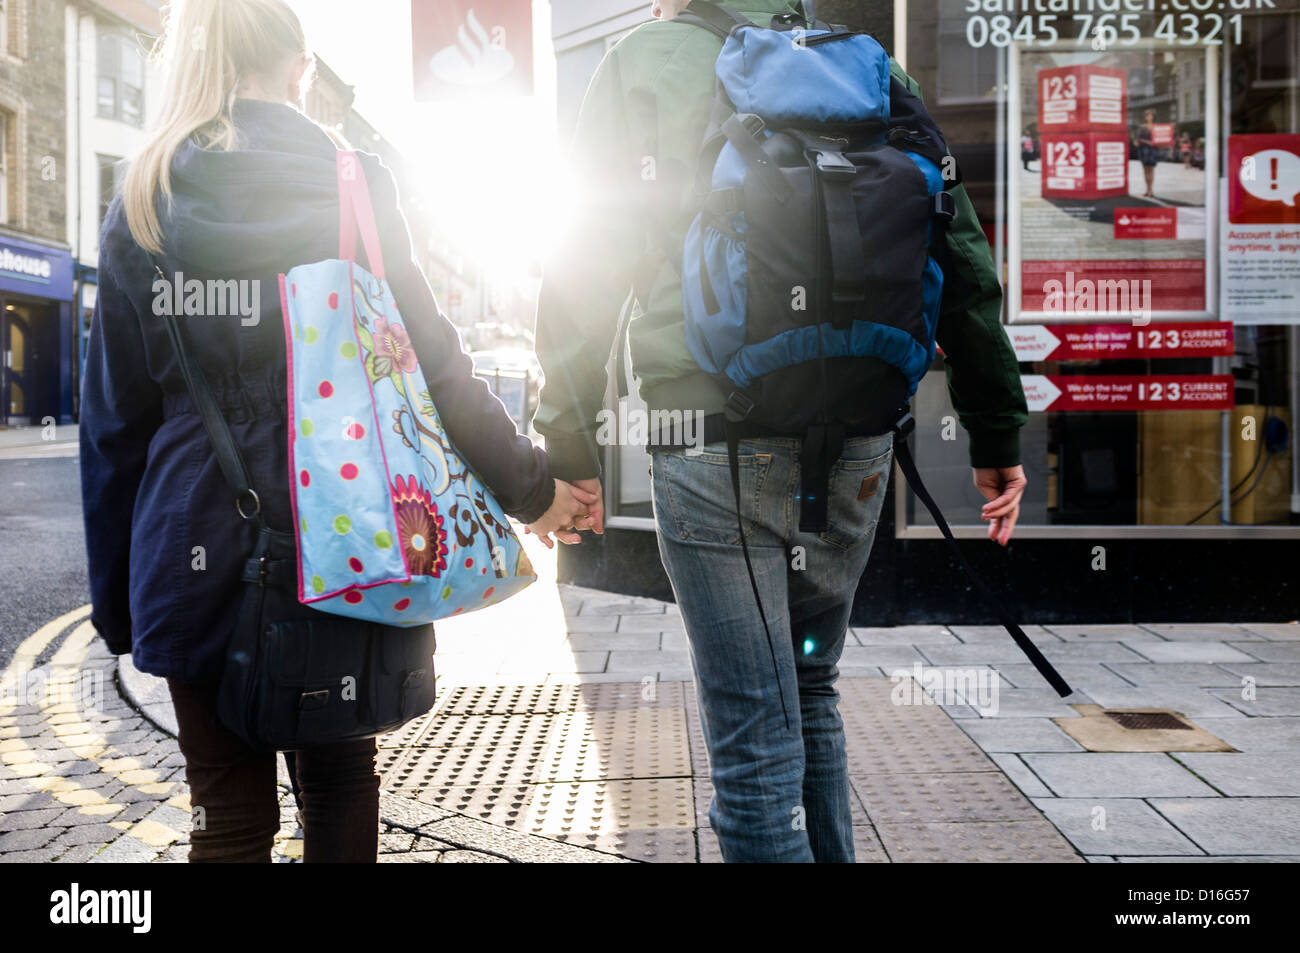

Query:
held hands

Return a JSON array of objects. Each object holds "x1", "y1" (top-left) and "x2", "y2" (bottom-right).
[
  {"x1": 973, "y1": 466, "x2": 1027, "y2": 547},
  {"x1": 525, "y1": 479, "x2": 603, "y2": 549}
]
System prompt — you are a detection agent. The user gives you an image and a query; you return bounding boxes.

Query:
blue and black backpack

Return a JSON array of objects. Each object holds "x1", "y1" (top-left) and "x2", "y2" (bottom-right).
[
  {"x1": 677, "y1": 0, "x2": 956, "y2": 529},
  {"x1": 670, "y1": 1, "x2": 1072, "y2": 702}
]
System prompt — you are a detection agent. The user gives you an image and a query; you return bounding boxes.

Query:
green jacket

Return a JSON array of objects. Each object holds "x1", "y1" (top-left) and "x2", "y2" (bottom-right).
[{"x1": 534, "y1": 0, "x2": 1027, "y2": 481}]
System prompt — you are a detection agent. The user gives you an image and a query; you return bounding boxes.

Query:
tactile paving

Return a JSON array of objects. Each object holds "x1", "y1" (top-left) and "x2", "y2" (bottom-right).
[
  {"x1": 875, "y1": 820, "x2": 1084, "y2": 863},
  {"x1": 413, "y1": 712, "x2": 567, "y2": 749},
  {"x1": 373, "y1": 676, "x2": 1079, "y2": 862},
  {"x1": 555, "y1": 828, "x2": 699, "y2": 864},
  {"x1": 388, "y1": 742, "x2": 550, "y2": 788},
  {"x1": 413, "y1": 778, "x2": 695, "y2": 836},
  {"x1": 851, "y1": 771, "x2": 1042, "y2": 824},
  {"x1": 532, "y1": 708, "x2": 690, "y2": 783},
  {"x1": 439, "y1": 682, "x2": 684, "y2": 715}
]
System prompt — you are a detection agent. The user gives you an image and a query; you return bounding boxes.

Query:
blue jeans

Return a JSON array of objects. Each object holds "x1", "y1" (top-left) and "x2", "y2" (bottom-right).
[{"x1": 650, "y1": 432, "x2": 893, "y2": 862}]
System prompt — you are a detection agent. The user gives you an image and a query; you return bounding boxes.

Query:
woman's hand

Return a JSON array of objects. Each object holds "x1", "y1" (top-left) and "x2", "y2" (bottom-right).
[{"x1": 525, "y1": 480, "x2": 601, "y2": 549}]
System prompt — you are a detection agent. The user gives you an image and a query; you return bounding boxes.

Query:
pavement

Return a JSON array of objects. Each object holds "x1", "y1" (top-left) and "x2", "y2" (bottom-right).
[{"x1": 4, "y1": 535, "x2": 1299, "y2": 861}]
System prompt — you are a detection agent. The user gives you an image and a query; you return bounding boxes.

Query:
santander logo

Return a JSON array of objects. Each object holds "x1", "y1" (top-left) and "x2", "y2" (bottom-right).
[{"x1": 429, "y1": 8, "x2": 514, "y2": 86}]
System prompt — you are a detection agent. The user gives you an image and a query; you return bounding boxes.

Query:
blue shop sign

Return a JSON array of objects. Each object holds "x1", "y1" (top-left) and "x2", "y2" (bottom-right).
[{"x1": 0, "y1": 234, "x2": 75, "y2": 301}]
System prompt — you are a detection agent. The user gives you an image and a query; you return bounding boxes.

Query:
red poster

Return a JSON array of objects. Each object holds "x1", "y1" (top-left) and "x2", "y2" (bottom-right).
[
  {"x1": 1021, "y1": 260, "x2": 1206, "y2": 313},
  {"x1": 411, "y1": 0, "x2": 534, "y2": 101},
  {"x1": 1007, "y1": 323, "x2": 1233, "y2": 362},
  {"x1": 1151, "y1": 124, "x2": 1175, "y2": 147},
  {"x1": 1041, "y1": 132, "x2": 1129, "y2": 199},
  {"x1": 1038, "y1": 65, "x2": 1126, "y2": 133},
  {"x1": 1227, "y1": 134, "x2": 1300, "y2": 226},
  {"x1": 1114, "y1": 207, "x2": 1176, "y2": 240},
  {"x1": 1021, "y1": 375, "x2": 1235, "y2": 412}
]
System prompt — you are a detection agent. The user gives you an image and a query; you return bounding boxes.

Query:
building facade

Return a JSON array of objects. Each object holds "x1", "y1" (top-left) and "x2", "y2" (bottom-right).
[
  {"x1": 1, "y1": 0, "x2": 72, "y2": 427},
  {"x1": 551, "y1": 0, "x2": 1300, "y2": 623}
]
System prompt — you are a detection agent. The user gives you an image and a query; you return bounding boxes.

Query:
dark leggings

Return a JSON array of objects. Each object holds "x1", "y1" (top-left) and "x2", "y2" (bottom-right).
[{"x1": 167, "y1": 678, "x2": 380, "y2": 863}]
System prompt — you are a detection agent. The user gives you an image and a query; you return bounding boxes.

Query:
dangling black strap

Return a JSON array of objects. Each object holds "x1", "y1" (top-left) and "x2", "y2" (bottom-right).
[
  {"x1": 797, "y1": 422, "x2": 843, "y2": 533},
  {"x1": 891, "y1": 414, "x2": 1074, "y2": 698},
  {"x1": 724, "y1": 393, "x2": 792, "y2": 731}
]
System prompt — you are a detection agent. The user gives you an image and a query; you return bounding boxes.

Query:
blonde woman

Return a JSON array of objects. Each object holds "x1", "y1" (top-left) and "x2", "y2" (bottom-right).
[{"x1": 80, "y1": 0, "x2": 594, "y2": 862}]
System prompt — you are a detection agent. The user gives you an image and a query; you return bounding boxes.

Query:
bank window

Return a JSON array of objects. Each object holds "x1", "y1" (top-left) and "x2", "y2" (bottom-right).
[
  {"x1": 98, "y1": 32, "x2": 144, "y2": 126},
  {"x1": 97, "y1": 154, "x2": 123, "y2": 229},
  {"x1": 937, "y1": 14, "x2": 997, "y2": 105}
]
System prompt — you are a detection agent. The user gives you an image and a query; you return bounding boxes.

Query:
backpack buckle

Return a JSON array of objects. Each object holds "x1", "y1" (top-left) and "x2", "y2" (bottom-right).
[
  {"x1": 933, "y1": 191, "x2": 957, "y2": 224},
  {"x1": 725, "y1": 391, "x2": 756, "y2": 423},
  {"x1": 892, "y1": 412, "x2": 916, "y2": 442},
  {"x1": 814, "y1": 150, "x2": 856, "y2": 178}
]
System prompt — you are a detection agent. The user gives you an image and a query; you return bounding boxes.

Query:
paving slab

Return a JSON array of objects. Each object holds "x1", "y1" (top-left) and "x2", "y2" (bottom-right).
[
  {"x1": 851, "y1": 626, "x2": 959, "y2": 646},
  {"x1": 1104, "y1": 662, "x2": 1247, "y2": 686},
  {"x1": 987, "y1": 753, "x2": 1054, "y2": 798},
  {"x1": 562, "y1": 633, "x2": 662, "y2": 652},
  {"x1": 964, "y1": 688, "x2": 1086, "y2": 718},
  {"x1": 957, "y1": 717, "x2": 1085, "y2": 752},
  {"x1": 1209, "y1": 686, "x2": 1300, "y2": 716},
  {"x1": 1217, "y1": 662, "x2": 1300, "y2": 686},
  {"x1": 841, "y1": 646, "x2": 930, "y2": 670},
  {"x1": 947, "y1": 625, "x2": 1060, "y2": 644},
  {"x1": 1150, "y1": 798, "x2": 1300, "y2": 855},
  {"x1": 1031, "y1": 798, "x2": 1204, "y2": 856},
  {"x1": 1021, "y1": 753, "x2": 1219, "y2": 797},
  {"x1": 919, "y1": 643, "x2": 1057, "y2": 666},
  {"x1": 1043, "y1": 624, "x2": 1160, "y2": 642},
  {"x1": 1116, "y1": 855, "x2": 1300, "y2": 862},
  {"x1": 1239, "y1": 622, "x2": 1300, "y2": 640},
  {"x1": 1195, "y1": 716, "x2": 1300, "y2": 751},
  {"x1": 1172, "y1": 752, "x2": 1300, "y2": 796},
  {"x1": 992, "y1": 662, "x2": 1132, "y2": 690},
  {"x1": 1076, "y1": 686, "x2": 1247, "y2": 719},
  {"x1": 1036, "y1": 642, "x2": 1154, "y2": 663},
  {"x1": 1139, "y1": 623, "x2": 1261, "y2": 641},
  {"x1": 1124, "y1": 642, "x2": 1260, "y2": 664},
  {"x1": 616, "y1": 614, "x2": 685, "y2": 633},
  {"x1": 1227, "y1": 641, "x2": 1300, "y2": 662}
]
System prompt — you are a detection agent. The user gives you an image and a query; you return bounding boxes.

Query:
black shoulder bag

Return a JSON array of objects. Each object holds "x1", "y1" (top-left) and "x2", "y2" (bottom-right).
[{"x1": 155, "y1": 263, "x2": 438, "y2": 751}]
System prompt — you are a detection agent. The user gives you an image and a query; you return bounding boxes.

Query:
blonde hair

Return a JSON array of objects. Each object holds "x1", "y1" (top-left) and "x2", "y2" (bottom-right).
[{"x1": 123, "y1": 0, "x2": 311, "y2": 253}]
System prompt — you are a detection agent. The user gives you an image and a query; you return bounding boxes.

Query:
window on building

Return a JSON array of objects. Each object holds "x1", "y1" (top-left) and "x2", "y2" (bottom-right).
[
  {"x1": 97, "y1": 154, "x2": 123, "y2": 230},
  {"x1": 0, "y1": 0, "x2": 18, "y2": 59},
  {"x1": 98, "y1": 31, "x2": 145, "y2": 126},
  {"x1": 0, "y1": 109, "x2": 11, "y2": 225}
]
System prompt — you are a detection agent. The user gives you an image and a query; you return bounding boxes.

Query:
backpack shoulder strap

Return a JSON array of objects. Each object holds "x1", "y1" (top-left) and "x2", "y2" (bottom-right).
[{"x1": 673, "y1": 0, "x2": 753, "y2": 41}]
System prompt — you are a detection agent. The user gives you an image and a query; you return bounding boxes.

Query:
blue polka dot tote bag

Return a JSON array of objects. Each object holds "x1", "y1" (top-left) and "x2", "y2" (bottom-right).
[{"x1": 280, "y1": 151, "x2": 536, "y2": 625}]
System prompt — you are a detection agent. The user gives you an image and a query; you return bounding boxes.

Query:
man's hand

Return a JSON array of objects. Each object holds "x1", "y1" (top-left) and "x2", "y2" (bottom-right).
[
  {"x1": 973, "y1": 466, "x2": 1027, "y2": 547},
  {"x1": 525, "y1": 479, "x2": 599, "y2": 550},
  {"x1": 552, "y1": 478, "x2": 604, "y2": 545}
]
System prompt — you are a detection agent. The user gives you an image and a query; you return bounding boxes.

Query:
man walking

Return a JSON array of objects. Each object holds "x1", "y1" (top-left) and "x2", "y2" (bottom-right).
[{"x1": 533, "y1": 0, "x2": 1028, "y2": 862}]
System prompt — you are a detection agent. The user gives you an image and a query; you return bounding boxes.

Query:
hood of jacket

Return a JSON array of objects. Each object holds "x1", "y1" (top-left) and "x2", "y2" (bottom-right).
[{"x1": 160, "y1": 98, "x2": 343, "y2": 277}]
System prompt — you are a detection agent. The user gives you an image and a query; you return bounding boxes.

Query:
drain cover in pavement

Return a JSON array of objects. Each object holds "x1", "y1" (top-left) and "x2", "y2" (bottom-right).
[
  {"x1": 1054, "y1": 705, "x2": 1236, "y2": 752},
  {"x1": 1105, "y1": 710, "x2": 1192, "y2": 730}
]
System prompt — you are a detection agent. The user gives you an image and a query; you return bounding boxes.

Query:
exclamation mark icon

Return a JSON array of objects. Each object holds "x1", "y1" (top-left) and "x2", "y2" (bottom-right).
[{"x1": 1271, "y1": 155, "x2": 1280, "y2": 197}]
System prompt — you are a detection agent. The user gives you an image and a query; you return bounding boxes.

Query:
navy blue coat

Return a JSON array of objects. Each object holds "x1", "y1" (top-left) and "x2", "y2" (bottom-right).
[{"x1": 81, "y1": 99, "x2": 554, "y2": 683}]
